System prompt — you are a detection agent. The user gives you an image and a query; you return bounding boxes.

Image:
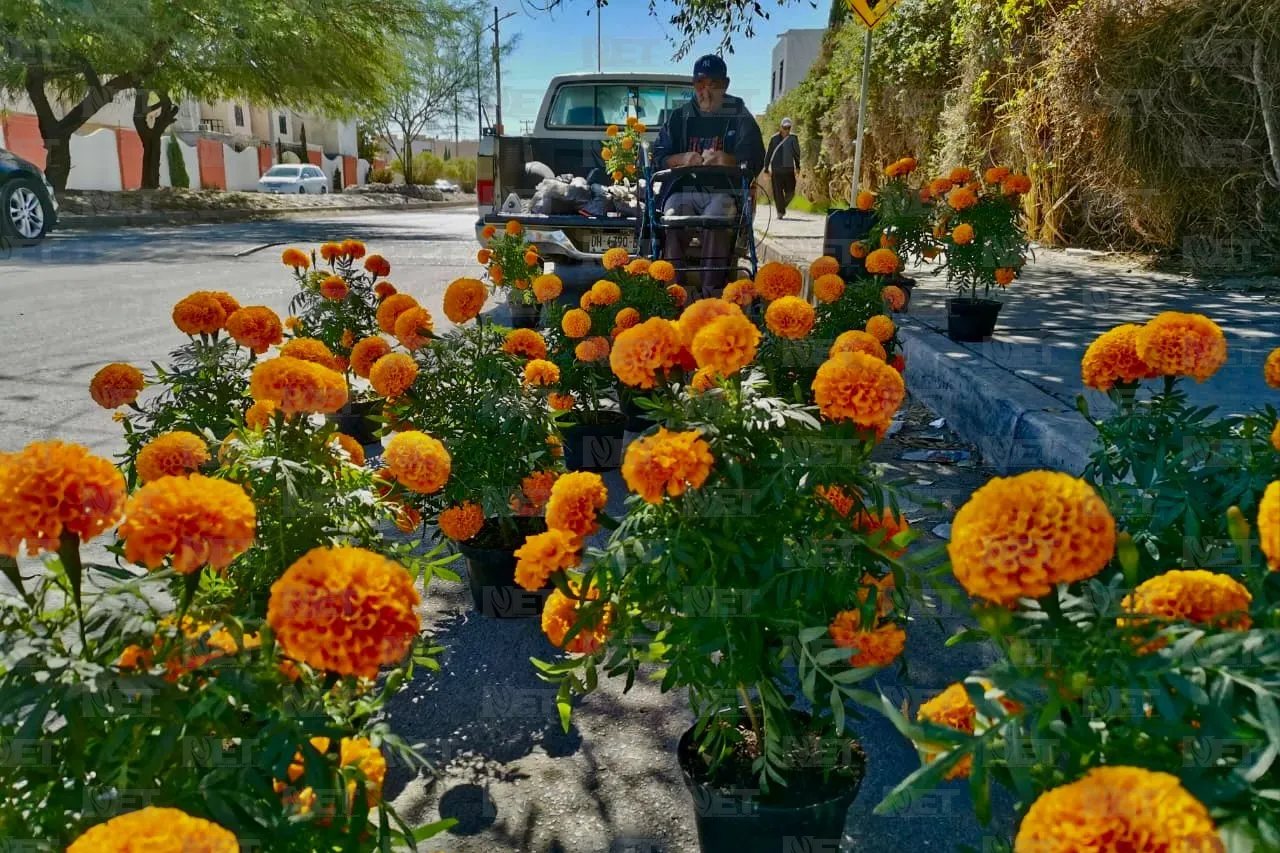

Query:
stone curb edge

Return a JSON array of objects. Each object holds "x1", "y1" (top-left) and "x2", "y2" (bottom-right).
[
  {"x1": 58, "y1": 199, "x2": 477, "y2": 231},
  {"x1": 755, "y1": 229, "x2": 1096, "y2": 475}
]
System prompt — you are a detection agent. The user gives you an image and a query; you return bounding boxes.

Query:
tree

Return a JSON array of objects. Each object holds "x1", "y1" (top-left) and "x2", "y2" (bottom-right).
[
  {"x1": 166, "y1": 134, "x2": 189, "y2": 188},
  {"x1": 371, "y1": 2, "x2": 514, "y2": 184},
  {"x1": 299, "y1": 122, "x2": 310, "y2": 164}
]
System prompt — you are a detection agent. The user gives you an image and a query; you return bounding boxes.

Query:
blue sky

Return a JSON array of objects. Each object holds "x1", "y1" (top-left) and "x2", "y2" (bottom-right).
[{"x1": 450, "y1": 0, "x2": 830, "y2": 134}]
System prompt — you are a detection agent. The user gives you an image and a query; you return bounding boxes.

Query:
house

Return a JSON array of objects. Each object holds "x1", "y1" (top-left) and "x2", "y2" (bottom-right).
[
  {"x1": 769, "y1": 28, "x2": 826, "y2": 105},
  {"x1": 0, "y1": 90, "x2": 373, "y2": 191}
]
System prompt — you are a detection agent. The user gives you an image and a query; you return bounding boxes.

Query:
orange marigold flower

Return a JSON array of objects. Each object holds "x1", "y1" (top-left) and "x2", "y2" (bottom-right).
[
  {"x1": 690, "y1": 366, "x2": 719, "y2": 392},
  {"x1": 383, "y1": 431, "x2": 450, "y2": 494},
  {"x1": 755, "y1": 261, "x2": 804, "y2": 301},
  {"x1": 951, "y1": 223, "x2": 975, "y2": 245},
  {"x1": 1134, "y1": 312, "x2": 1227, "y2": 382},
  {"x1": 649, "y1": 259, "x2": 677, "y2": 283},
  {"x1": 691, "y1": 313, "x2": 761, "y2": 376},
  {"x1": 614, "y1": 306, "x2": 641, "y2": 330},
  {"x1": 90, "y1": 363, "x2": 144, "y2": 409},
  {"x1": 984, "y1": 166, "x2": 1010, "y2": 184},
  {"x1": 136, "y1": 431, "x2": 210, "y2": 483},
  {"x1": 589, "y1": 280, "x2": 622, "y2": 306},
  {"x1": 477, "y1": 248, "x2": 492, "y2": 265},
  {"x1": 375, "y1": 281, "x2": 397, "y2": 299},
  {"x1": 1014, "y1": 767, "x2": 1220, "y2": 853},
  {"x1": 1264, "y1": 348, "x2": 1280, "y2": 388},
  {"x1": 225, "y1": 306, "x2": 284, "y2": 354},
  {"x1": 947, "y1": 187, "x2": 979, "y2": 211},
  {"x1": 350, "y1": 336, "x2": 393, "y2": 379},
  {"x1": 282, "y1": 248, "x2": 310, "y2": 269},
  {"x1": 505, "y1": 220, "x2": 523, "y2": 236},
  {"x1": 504, "y1": 328, "x2": 548, "y2": 360},
  {"x1": 1121, "y1": 569, "x2": 1252, "y2": 635},
  {"x1": 245, "y1": 399, "x2": 278, "y2": 431},
  {"x1": 281, "y1": 337, "x2": 339, "y2": 370},
  {"x1": 866, "y1": 315, "x2": 895, "y2": 343},
  {"x1": 369, "y1": 352, "x2": 419, "y2": 399},
  {"x1": 995, "y1": 268, "x2": 1016, "y2": 287},
  {"x1": 814, "y1": 274, "x2": 846, "y2": 304},
  {"x1": 722, "y1": 279, "x2": 757, "y2": 305},
  {"x1": 1001, "y1": 174, "x2": 1031, "y2": 195},
  {"x1": 948, "y1": 167, "x2": 974, "y2": 185},
  {"x1": 810, "y1": 256, "x2": 841, "y2": 279},
  {"x1": 524, "y1": 250, "x2": 541, "y2": 267},
  {"x1": 320, "y1": 275, "x2": 349, "y2": 301},
  {"x1": 173, "y1": 292, "x2": 226, "y2": 336},
  {"x1": 267, "y1": 546, "x2": 420, "y2": 679},
  {"x1": 285, "y1": 315, "x2": 301, "y2": 331},
  {"x1": 678, "y1": 298, "x2": 744, "y2": 347},
  {"x1": 1081, "y1": 324, "x2": 1159, "y2": 391},
  {"x1": 394, "y1": 306, "x2": 435, "y2": 351},
  {"x1": 523, "y1": 358, "x2": 561, "y2": 387},
  {"x1": 882, "y1": 285, "x2": 907, "y2": 312},
  {"x1": 514, "y1": 528, "x2": 580, "y2": 590},
  {"x1": 549, "y1": 392, "x2": 576, "y2": 411},
  {"x1": 885, "y1": 156, "x2": 918, "y2": 178},
  {"x1": 546, "y1": 471, "x2": 608, "y2": 540},
  {"x1": 575, "y1": 336, "x2": 611, "y2": 362},
  {"x1": 320, "y1": 242, "x2": 343, "y2": 263},
  {"x1": 66, "y1": 807, "x2": 239, "y2": 853},
  {"x1": 916, "y1": 682, "x2": 1019, "y2": 780},
  {"x1": 1260, "y1": 481, "x2": 1280, "y2": 570},
  {"x1": 855, "y1": 190, "x2": 875, "y2": 211},
  {"x1": 520, "y1": 469, "x2": 560, "y2": 511},
  {"x1": 249, "y1": 356, "x2": 348, "y2": 416},
  {"x1": 621, "y1": 427, "x2": 714, "y2": 503},
  {"x1": 339, "y1": 329, "x2": 356, "y2": 350},
  {"x1": 207, "y1": 292, "x2": 241, "y2": 323},
  {"x1": 602, "y1": 247, "x2": 630, "y2": 270},
  {"x1": 364, "y1": 254, "x2": 391, "y2": 277},
  {"x1": 625, "y1": 258, "x2": 651, "y2": 275},
  {"x1": 439, "y1": 501, "x2": 485, "y2": 541},
  {"x1": 0, "y1": 442, "x2": 126, "y2": 558},
  {"x1": 949, "y1": 471, "x2": 1115, "y2": 605},
  {"x1": 667, "y1": 284, "x2": 688, "y2": 307},
  {"x1": 329, "y1": 433, "x2": 366, "y2": 467},
  {"x1": 611, "y1": 317, "x2": 682, "y2": 389},
  {"x1": 879, "y1": 231, "x2": 899, "y2": 249},
  {"x1": 482, "y1": 224, "x2": 497, "y2": 240},
  {"x1": 765, "y1": 295, "x2": 816, "y2": 339},
  {"x1": 562, "y1": 308, "x2": 593, "y2": 338},
  {"x1": 392, "y1": 504, "x2": 422, "y2": 534},
  {"x1": 341, "y1": 239, "x2": 367, "y2": 259},
  {"x1": 119, "y1": 474, "x2": 256, "y2": 574},
  {"x1": 829, "y1": 330, "x2": 887, "y2": 361},
  {"x1": 444, "y1": 277, "x2": 488, "y2": 324},
  {"x1": 812, "y1": 351, "x2": 904, "y2": 430},
  {"x1": 533, "y1": 273, "x2": 563, "y2": 303},
  {"x1": 816, "y1": 484, "x2": 855, "y2": 517},
  {"x1": 928, "y1": 178, "x2": 954, "y2": 197},
  {"x1": 542, "y1": 580, "x2": 611, "y2": 654},
  {"x1": 864, "y1": 249, "x2": 900, "y2": 276},
  {"x1": 376, "y1": 293, "x2": 420, "y2": 334},
  {"x1": 828, "y1": 610, "x2": 906, "y2": 668},
  {"x1": 850, "y1": 241, "x2": 869, "y2": 259},
  {"x1": 853, "y1": 507, "x2": 911, "y2": 558}
]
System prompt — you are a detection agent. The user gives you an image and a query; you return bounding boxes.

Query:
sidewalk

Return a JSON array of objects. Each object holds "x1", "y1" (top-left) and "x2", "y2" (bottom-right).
[{"x1": 755, "y1": 213, "x2": 1280, "y2": 474}]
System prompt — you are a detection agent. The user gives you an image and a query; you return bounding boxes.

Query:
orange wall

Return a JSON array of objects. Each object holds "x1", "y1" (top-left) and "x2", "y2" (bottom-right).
[
  {"x1": 196, "y1": 139, "x2": 225, "y2": 189},
  {"x1": 307, "y1": 149, "x2": 322, "y2": 166},
  {"x1": 257, "y1": 144, "x2": 272, "y2": 175},
  {"x1": 115, "y1": 128, "x2": 143, "y2": 190},
  {"x1": 3, "y1": 114, "x2": 45, "y2": 169},
  {"x1": 343, "y1": 155, "x2": 357, "y2": 186}
]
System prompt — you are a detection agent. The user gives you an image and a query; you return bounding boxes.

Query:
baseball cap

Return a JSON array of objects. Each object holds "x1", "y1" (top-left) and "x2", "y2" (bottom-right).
[
  {"x1": 781, "y1": 117, "x2": 793, "y2": 127},
  {"x1": 693, "y1": 54, "x2": 728, "y2": 81}
]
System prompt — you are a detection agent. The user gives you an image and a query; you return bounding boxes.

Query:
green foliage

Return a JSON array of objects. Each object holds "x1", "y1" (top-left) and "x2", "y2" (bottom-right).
[
  {"x1": 287, "y1": 249, "x2": 384, "y2": 369},
  {"x1": 936, "y1": 187, "x2": 1029, "y2": 299},
  {"x1": 369, "y1": 166, "x2": 395, "y2": 184},
  {"x1": 479, "y1": 229, "x2": 540, "y2": 306},
  {"x1": 166, "y1": 134, "x2": 190, "y2": 188},
  {"x1": 332, "y1": 165, "x2": 343, "y2": 192},
  {"x1": 444, "y1": 157, "x2": 476, "y2": 192}
]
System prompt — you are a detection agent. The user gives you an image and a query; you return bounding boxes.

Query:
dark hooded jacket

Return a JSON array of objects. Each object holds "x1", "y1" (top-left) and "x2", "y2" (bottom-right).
[{"x1": 651, "y1": 94, "x2": 765, "y2": 179}]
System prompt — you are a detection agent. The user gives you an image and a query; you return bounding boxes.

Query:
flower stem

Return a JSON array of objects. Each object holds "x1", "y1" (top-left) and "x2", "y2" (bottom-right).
[{"x1": 738, "y1": 683, "x2": 761, "y2": 745}]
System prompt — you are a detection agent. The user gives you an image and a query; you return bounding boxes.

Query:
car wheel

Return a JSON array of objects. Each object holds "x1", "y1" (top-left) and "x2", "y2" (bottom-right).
[
  {"x1": 320, "y1": 186, "x2": 327, "y2": 194},
  {"x1": 298, "y1": 186, "x2": 307, "y2": 194},
  {"x1": 1, "y1": 177, "x2": 51, "y2": 242}
]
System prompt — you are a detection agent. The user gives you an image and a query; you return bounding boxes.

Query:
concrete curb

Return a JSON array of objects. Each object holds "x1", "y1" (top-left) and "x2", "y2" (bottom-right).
[
  {"x1": 58, "y1": 199, "x2": 476, "y2": 231},
  {"x1": 754, "y1": 229, "x2": 1097, "y2": 475}
]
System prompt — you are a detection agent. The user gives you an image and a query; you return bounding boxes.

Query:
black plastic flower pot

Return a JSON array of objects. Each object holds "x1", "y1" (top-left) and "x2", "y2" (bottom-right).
[
  {"x1": 508, "y1": 300, "x2": 540, "y2": 329},
  {"x1": 325, "y1": 398, "x2": 383, "y2": 446},
  {"x1": 620, "y1": 395, "x2": 654, "y2": 433},
  {"x1": 677, "y1": 719, "x2": 865, "y2": 853},
  {"x1": 946, "y1": 297, "x2": 1002, "y2": 343},
  {"x1": 455, "y1": 517, "x2": 551, "y2": 619},
  {"x1": 562, "y1": 411, "x2": 627, "y2": 472}
]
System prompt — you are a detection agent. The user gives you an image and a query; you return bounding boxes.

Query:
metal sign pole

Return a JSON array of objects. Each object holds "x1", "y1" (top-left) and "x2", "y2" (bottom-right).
[{"x1": 850, "y1": 25, "x2": 873, "y2": 202}]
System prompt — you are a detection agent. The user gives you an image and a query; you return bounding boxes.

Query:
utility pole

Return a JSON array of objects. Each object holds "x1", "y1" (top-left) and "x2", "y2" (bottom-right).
[
  {"x1": 493, "y1": 6, "x2": 503, "y2": 135},
  {"x1": 475, "y1": 28, "x2": 482, "y2": 138},
  {"x1": 454, "y1": 93, "x2": 459, "y2": 148},
  {"x1": 596, "y1": 0, "x2": 602, "y2": 72}
]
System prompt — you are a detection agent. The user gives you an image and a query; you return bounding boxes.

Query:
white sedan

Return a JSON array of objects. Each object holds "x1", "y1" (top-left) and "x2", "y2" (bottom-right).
[{"x1": 257, "y1": 164, "x2": 330, "y2": 194}]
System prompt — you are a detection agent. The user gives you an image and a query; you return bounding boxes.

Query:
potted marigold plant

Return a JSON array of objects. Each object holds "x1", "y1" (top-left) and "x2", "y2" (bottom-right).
[
  {"x1": 282, "y1": 240, "x2": 400, "y2": 441},
  {"x1": 857, "y1": 155, "x2": 941, "y2": 308},
  {"x1": 380, "y1": 278, "x2": 564, "y2": 617},
  {"x1": 601, "y1": 116, "x2": 645, "y2": 185},
  {"x1": 478, "y1": 219, "x2": 543, "y2": 327},
  {"x1": 806, "y1": 254, "x2": 906, "y2": 375},
  {"x1": 930, "y1": 166, "x2": 1031, "y2": 342},
  {"x1": 527, "y1": 322, "x2": 916, "y2": 851}
]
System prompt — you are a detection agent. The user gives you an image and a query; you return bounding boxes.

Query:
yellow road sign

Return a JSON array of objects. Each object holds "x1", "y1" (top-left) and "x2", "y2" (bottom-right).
[{"x1": 845, "y1": 0, "x2": 900, "y2": 29}]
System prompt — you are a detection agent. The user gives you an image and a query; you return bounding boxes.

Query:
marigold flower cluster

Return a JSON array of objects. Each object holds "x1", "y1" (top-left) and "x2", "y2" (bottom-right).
[
  {"x1": 865, "y1": 315, "x2": 895, "y2": 343},
  {"x1": 66, "y1": 807, "x2": 239, "y2": 853},
  {"x1": 329, "y1": 433, "x2": 365, "y2": 467},
  {"x1": 722, "y1": 280, "x2": 756, "y2": 305},
  {"x1": 611, "y1": 318, "x2": 681, "y2": 389},
  {"x1": 916, "y1": 682, "x2": 1021, "y2": 781},
  {"x1": 504, "y1": 328, "x2": 548, "y2": 360},
  {"x1": 523, "y1": 359, "x2": 561, "y2": 387},
  {"x1": 810, "y1": 255, "x2": 840, "y2": 279},
  {"x1": 383, "y1": 431, "x2": 451, "y2": 494},
  {"x1": 885, "y1": 156, "x2": 918, "y2": 178},
  {"x1": 864, "y1": 249, "x2": 900, "y2": 276},
  {"x1": 1133, "y1": 311, "x2": 1227, "y2": 382},
  {"x1": 691, "y1": 313, "x2": 761, "y2": 377},
  {"x1": 90, "y1": 363, "x2": 145, "y2": 409},
  {"x1": 515, "y1": 528, "x2": 580, "y2": 591},
  {"x1": 1121, "y1": 569, "x2": 1252, "y2": 632},
  {"x1": 394, "y1": 307, "x2": 434, "y2": 350},
  {"x1": 811, "y1": 351, "x2": 904, "y2": 431},
  {"x1": 542, "y1": 580, "x2": 611, "y2": 654},
  {"x1": 119, "y1": 474, "x2": 256, "y2": 574},
  {"x1": 562, "y1": 308, "x2": 593, "y2": 338},
  {"x1": 602, "y1": 247, "x2": 630, "y2": 270},
  {"x1": 813, "y1": 274, "x2": 845, "y2": 304},
  {"x1": 369, "y1": 352, "x2": 419, "y2": 398},
  {"x1": 754, "y1": 261, "x2": 803, "y2": 301},
  {"x1": 678, "y1": 298, "x2": 743, "y2": 347},
  {"x1": 351, "y1": 336, "x2": 393, "y2": 378},
  {"x1": 250, "y1": 356, "x2": 348, "y2": 415},
  {"x1": 376, "y1": 292, "x2": 419, "y2": 333},
  {"x1": 1260, "y1": 481, "x2": 1280, "y2": 571},
  {"x1": 225, "y1": 306, "x2": 284, "y2": 353},
  {"x1": 764, "y1": 296, "x2": 816, "y2": 339},
  {"x1": 280, "y1": 338, "x2": 340, "y2": 370},
  {"x1": 546, "y1": 471, "x2": 608, "y2": 541},
  {"x1": 828, "y1": 609, "x2": 905, "y2": 668},
  {"x1": 0, "y1": 441, "x2": 126, "y2": 558},
  {"x1": 444, "y1": 277, "x2": 488, "y2": 324},
  {"x1": 439, "y1": 501, "x2": 485, "y2": 541},
  {"x1": 621, "y1": 428, "x2": 714, "y2": 503},
  {"x1": 173, "y1": 292, "x2": 229, "y2": 335},
  {"x1": 1081, "y1": 324, "x2": 1159, "y2": 391},
  {"x1": 649, "y1": 259, "x2": 677, "y2": 283},
  {"x1": 533, "y1": 273, "x2": 564, "y2": 303},
  {"x1": 135, "y1": 431, "x2": 210, "y2": 483}
]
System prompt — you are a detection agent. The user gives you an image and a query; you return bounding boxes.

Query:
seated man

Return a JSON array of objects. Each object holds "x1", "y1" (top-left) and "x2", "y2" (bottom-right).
[{"x1": 651, "y1": 54, "x2": 765, "y2": 298}]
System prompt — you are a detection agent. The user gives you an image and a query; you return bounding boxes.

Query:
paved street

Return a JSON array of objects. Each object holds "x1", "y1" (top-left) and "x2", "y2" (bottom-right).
[{"x1": 1, "y1": 209, "x2": 1007, "y2": 852}]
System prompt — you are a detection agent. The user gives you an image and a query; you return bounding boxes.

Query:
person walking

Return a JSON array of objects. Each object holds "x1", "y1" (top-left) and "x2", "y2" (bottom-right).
[{"x1": 764, "y1": 118, "x2": 801, "y2": 218}]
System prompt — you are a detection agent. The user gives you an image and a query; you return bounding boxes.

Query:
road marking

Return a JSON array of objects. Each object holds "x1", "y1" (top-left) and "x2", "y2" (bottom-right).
[{"x1": 235, "y1": 242, "x2": 284, "y2": 257}]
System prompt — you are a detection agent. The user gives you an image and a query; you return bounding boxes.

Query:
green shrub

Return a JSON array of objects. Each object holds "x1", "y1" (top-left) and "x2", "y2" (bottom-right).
[{"x1": 166, "y1": 135, "x2": 189, "y2": 189}]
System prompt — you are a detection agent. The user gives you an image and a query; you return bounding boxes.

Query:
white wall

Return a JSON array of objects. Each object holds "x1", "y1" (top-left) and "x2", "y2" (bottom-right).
[
  {"x1": 337, "y1": 120, "x2": 358, "y2": 157},
  {"x1": 357, "y1": 158, "x2": 371, "y2": 184},
  {"x1": 224, "y1": 144, "x2": 261, "y2": 190},
  {"x1": 67, "y1": 129, "x2": 122, "y2": 191},
  {"x1": 321, "y1": 154, "x2": 342, "y2": 188},
  {"x1": 158, "y1": 136, "x2": 200, "y2": 188},
  {"x1": 0, "y1": 120, "x2": 6, "y2": 149}
]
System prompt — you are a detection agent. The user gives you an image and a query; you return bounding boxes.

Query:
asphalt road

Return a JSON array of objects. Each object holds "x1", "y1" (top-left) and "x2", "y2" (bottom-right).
[{"x1": 0, "y1": 209, "x2": 1012, "y2": 852}]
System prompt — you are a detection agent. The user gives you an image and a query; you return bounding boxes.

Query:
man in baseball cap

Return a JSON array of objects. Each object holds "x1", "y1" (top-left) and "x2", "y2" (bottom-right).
[
  {"x1": 765, "y1": 117, "x2": 802, "y2": 218},
  {"x1": 651, "y1": 54, "x2": 766, "y2": 296}
]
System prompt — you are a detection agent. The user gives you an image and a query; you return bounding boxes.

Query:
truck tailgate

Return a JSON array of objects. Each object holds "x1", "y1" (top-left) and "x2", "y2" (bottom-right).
[{"x1": 477, "y1": 212, "x2": 641, "y2": 261}]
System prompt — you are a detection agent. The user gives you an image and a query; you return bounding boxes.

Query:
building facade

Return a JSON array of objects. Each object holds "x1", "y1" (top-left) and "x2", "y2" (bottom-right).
[{"x1": 769, "y1": 28, "x2": 826, "y2": 105}]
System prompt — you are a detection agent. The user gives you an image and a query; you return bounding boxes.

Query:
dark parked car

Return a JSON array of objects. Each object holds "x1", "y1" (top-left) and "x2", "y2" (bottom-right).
[{"x1": 0, "y1": 147, "x2": 58, "y2": 242}]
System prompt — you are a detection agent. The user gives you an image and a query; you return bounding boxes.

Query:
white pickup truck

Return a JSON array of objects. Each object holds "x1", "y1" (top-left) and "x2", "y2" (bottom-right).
[{"x1": 475, "y1": 72, "x2": 693, "y2": 271}]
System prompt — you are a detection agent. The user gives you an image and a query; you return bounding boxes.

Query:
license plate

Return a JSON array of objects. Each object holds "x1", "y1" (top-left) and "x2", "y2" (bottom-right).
[{"x1": 585, "y1": 232, "x2": 638, "y2": 255}]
